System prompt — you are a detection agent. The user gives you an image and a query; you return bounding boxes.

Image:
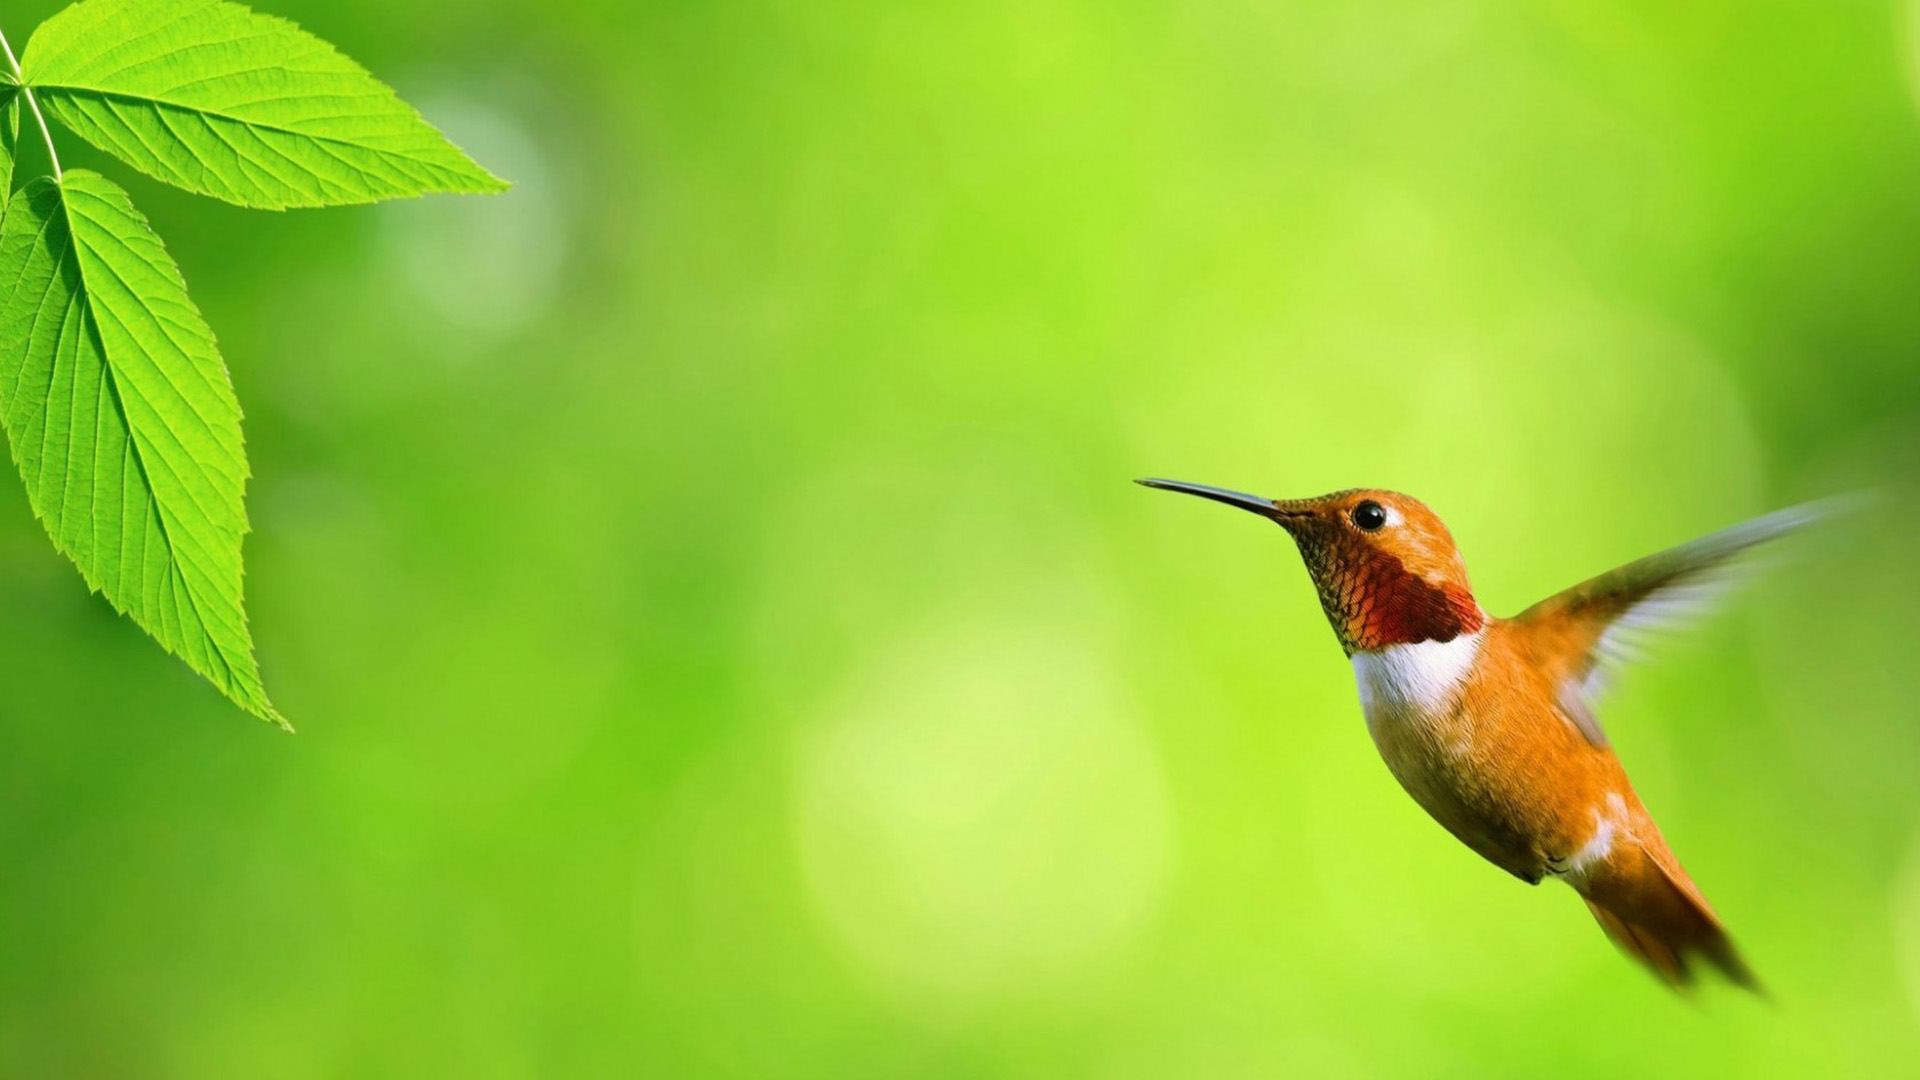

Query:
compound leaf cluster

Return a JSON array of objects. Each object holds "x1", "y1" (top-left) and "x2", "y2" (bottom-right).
[{"x1": 0, "y1": 0, "x2": 503, "y2": 725}]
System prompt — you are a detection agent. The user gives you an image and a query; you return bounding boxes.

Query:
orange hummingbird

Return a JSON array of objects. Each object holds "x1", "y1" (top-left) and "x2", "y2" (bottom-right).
[{"x1": 1138, "y1": 478, "x2": 1826, "y2": 991}]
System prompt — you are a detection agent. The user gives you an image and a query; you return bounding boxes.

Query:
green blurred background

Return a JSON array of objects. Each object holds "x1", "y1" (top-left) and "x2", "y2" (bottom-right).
[{"x1": 2, "y1": 0, "x2": 1918, "y2": 1075}]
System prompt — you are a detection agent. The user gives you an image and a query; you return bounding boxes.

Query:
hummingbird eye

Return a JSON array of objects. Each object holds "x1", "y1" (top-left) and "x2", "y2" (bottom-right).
[{"x1": 1351, "y1": 501, "x2": 1388, "y2": 532}]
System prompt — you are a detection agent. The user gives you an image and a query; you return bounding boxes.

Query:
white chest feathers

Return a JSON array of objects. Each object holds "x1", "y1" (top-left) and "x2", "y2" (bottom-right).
[{"x1": 1352, "y1": 630, "x2": 1484, "y2": 732}]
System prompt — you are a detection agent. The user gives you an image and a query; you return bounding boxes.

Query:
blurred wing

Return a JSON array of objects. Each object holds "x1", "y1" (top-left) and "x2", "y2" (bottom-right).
[{"x1": 1512, "y1": 500, "x2": 1842, "y2": 747}]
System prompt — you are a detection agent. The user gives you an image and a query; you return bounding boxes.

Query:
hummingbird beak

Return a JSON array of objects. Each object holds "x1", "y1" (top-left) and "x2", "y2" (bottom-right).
[{"x1": 1136, "y1": 477, "x2": 1303, "y2": 522}]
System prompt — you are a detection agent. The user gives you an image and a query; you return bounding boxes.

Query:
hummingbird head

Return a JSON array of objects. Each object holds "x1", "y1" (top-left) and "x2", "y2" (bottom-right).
[{"x1": 1139, "y1": 479, "x2": 1484, "y2": 655}]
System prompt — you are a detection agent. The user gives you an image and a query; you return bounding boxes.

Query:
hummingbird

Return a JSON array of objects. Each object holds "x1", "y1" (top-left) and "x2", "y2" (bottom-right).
[{"x1": 1138, "y1": 478, "x2": 1825, "y2": 991}]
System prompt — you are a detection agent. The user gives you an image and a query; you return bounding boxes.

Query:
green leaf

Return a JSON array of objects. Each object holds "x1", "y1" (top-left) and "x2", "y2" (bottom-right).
[
  {"x1": 20, "y1": 0, "x2": 506, "y2": 210},
  {"x1": 0, "y1": 170, "x2": 280, "y2": 724}
]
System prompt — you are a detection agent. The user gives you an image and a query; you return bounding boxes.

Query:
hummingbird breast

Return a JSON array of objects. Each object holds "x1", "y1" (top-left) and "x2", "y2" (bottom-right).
[{"x1": 1352, "y1": 619, "x2": 1634, "y2": 884}]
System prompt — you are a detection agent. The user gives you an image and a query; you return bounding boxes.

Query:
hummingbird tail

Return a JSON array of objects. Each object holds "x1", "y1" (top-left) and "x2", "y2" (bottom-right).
[{"x1": 1575, "y1": 837, "x2": 1760, "y2": 993}]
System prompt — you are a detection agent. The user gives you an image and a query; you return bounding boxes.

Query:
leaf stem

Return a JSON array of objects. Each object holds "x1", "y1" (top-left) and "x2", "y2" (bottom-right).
[{"x1": 0, "y1": 26, "x2": 61, "y2": 180}]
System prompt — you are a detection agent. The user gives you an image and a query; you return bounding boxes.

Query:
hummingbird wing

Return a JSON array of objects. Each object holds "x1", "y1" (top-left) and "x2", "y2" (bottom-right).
[{"x1": 1510, "y1": 500, "x2": 1839, "y2": 747}]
